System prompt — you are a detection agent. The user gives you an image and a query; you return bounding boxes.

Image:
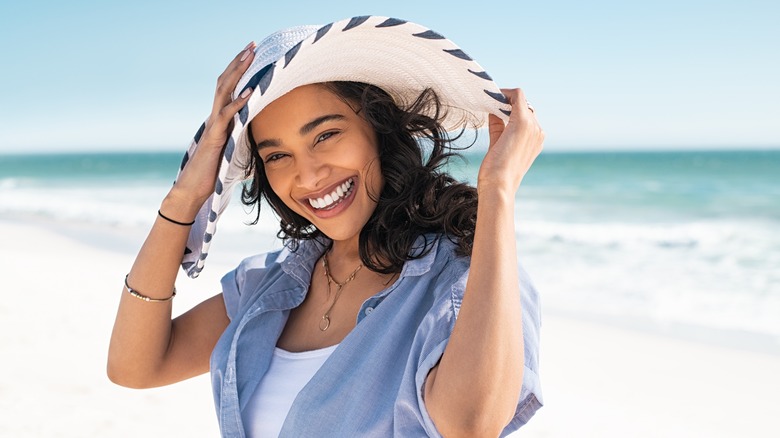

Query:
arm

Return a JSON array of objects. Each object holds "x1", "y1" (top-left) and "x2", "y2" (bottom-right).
[
  {"x1": 106, "y1": 42, "x2": 258, "y2": 388},
  {"x1": 424, "y1": 88, "x2": 544, "y2": 437}
]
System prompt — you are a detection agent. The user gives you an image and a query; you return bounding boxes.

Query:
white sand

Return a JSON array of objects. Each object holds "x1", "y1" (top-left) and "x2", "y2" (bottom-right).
[
  {"x1": 1, "y1": 219, "x2": 778, "y2": 437},
  {"x1": 520, "y1": 316, "x2": 780, "y2": 437},
  {"x1": 0, "y1": 220, "x2": 223, "y2": 437}
]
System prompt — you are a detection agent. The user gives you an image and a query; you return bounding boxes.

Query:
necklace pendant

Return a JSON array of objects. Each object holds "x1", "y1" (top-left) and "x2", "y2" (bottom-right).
[
  {"x1": 320, "y1": 250, "x2": 362, "y2": 332},
  {"x1": 319, "y1": 315, "x2": 331, "y2": 331}
]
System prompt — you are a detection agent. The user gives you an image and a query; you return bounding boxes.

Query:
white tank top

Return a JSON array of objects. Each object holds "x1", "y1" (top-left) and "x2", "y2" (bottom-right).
[{"x1": 242, "y1": 344, "x2": 339, "y2": 437}]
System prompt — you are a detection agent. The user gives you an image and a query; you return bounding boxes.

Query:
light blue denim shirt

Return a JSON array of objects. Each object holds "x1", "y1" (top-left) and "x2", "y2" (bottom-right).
[{"x1": 210, "y1": 235, "x2": 543, "y2": 437}]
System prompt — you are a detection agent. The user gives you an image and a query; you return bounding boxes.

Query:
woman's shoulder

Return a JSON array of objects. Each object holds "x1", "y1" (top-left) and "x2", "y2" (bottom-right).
[
  {"x1": 420, "y1": 234, "x2": 538, "y2": 309},
  {"x1": 406, "y1": 234, "x2": 471, "y2": 300},
  {"x1": 221, "y1": 239, "x2": 326, "y2": 318},
  {"x1": 404, "y1": 234, "x2": 468, "y2": 273},
  {"x1": 231, "y1": 237, "x2": 327, "y2": 278},
  {"x1": 233, "y1": 246, "x2": 293, "y2": 275},
  {"x1": 430, "y1": 236, "x2": 470, "y2": 281}
]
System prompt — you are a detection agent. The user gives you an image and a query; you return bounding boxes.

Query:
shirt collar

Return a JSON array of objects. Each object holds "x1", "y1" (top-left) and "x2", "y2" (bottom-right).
[{"x1": 280, "y1": 234, "x2": 442, "y2": 288}]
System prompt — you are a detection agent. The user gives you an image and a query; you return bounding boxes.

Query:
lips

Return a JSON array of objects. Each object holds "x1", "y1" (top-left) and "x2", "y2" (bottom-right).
[{"x1": 307, "y1": 178, "x2": 355, "y2": 210}]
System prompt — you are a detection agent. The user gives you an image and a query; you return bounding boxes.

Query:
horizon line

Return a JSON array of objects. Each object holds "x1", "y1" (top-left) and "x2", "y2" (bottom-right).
[{"x1": 2, "y1": 144, "x2": 780, "y2": 157}]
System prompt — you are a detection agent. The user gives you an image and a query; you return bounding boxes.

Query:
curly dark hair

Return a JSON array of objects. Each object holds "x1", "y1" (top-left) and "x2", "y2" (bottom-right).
[{"x1": 242, "y1": 81, "x2": 479, "y2": 274}]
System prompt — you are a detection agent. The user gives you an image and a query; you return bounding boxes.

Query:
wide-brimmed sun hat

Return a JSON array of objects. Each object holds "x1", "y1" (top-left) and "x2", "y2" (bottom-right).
[{"x1": 178, "y1": 15, "x2": 512, "y2": 278}]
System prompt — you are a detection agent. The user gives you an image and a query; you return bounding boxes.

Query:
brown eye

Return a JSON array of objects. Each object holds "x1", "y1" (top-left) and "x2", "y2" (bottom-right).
[
  {"x1": 264, "y1": 153, "x2": 287, "y2": 163},
  {"x1": 316, "y1": 131, "x2": 337, "y2": 143}
]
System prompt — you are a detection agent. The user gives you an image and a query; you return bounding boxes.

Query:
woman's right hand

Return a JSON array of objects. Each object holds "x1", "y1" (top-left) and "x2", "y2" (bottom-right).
[
  {"x1": 107, "y1": 44, "x2": 258, "y2": 388},
  {"x1": 164, "y1": 42, "x2": 257, "y2": 215}
]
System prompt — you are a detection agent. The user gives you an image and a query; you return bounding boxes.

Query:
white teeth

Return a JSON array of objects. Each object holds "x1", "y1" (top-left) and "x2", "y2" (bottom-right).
[{"x1": 308, "y1": 178, "x2": 354, "y2": 210}]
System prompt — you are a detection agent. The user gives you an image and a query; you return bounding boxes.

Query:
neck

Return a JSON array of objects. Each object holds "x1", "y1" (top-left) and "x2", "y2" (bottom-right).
[
  {"x1": 324, "y1": 237, "x2": 398, "y2": 287},
  {"x1": 328, "y1": 236, "x2": 361, "y2": 266},
  {"x1": 322, "y1": 237, "x2": 364, "y2": 284}
]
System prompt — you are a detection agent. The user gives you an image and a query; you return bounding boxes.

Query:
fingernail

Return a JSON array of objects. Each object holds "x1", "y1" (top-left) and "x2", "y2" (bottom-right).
[
  {"x1": 243, "y1": 41, "x2": 254, "y2": 50},
  {"x1": 240, "y1": 88, "x2": 253, "y2": 98},
  {"x1": 240, "y1": 49, "x2": 251, "y2": 62}
]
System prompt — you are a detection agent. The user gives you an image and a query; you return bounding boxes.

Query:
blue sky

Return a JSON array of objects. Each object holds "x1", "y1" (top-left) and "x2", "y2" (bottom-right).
[{"x1": 1, "y1": 0, "x2": 778, "y2": 153}]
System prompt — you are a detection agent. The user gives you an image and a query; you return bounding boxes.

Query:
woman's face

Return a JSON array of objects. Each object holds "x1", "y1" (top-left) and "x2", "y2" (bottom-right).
[{"x1": 249, "y1": 84, "x2": 383, "y2": 244}]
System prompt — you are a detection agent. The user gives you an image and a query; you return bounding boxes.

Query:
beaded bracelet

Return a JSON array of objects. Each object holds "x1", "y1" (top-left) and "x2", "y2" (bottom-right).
[{"x1": 124, "y1": 275, "x2": 176, "y2": 303}]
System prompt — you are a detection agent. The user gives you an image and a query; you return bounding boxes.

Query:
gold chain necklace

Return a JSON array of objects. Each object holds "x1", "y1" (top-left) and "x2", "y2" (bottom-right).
[{"x1": 319, "y1": 250, "x2": 363, "y2": 331}]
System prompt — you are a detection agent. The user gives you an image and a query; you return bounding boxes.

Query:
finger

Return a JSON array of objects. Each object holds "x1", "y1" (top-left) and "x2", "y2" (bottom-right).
[
  {"x1": 216, "y1": 87, "x2": 254, "y2": 125},
  {"x1": 499, "y1": 88, "x2": 521, "y2": 108},
  {"x1": 212, "y1": 42, "x2": 257, "y2": 114},
  {"x1": 214, "y1": 42, "x2": 256, "y2": 107},
  {"x1": 501, "y1": 88, "x2": 538, "y2": 123},
  {"x1": 200, "y1": 85, "x2": 255, "y2": 150},
  {"x1": 488, "y1": 113, "x2": 505, "y2": 147}
]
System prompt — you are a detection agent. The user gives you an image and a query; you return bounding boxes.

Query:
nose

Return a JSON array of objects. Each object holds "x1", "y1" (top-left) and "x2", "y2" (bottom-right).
[{"x1": 294, "y1": 152, "x2": 328, "y2": 190}]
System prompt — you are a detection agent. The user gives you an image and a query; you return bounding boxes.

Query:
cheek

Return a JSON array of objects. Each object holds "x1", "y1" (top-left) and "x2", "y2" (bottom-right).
[
  {"x1": 264, "y1": 164, "x2": 293, "y2": 192},
  {"x1": 362, "y1": 156, "x2": 385, "y2": 198},
  {"x1": 265, "y1": 171, "x2": 300, "y2": 210},
  {"x1": 357, "y1": 136, "x2": 383, "y2": 194},
  {"x1": 262, "y1": 168, "x2": 279, "y2": 195},
  {"x1": 265, "y1": 170, "x2": 281, "y2": 193}
]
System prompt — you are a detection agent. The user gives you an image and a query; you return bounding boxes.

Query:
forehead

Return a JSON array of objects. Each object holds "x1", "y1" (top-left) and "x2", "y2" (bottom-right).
[{"x1": 249, "y1": 84, "x2": 355, "y2": 136}]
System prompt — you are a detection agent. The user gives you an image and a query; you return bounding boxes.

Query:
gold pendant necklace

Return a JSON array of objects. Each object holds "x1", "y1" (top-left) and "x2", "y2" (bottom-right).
[{"x1": 319, "y1": 250, "x2": 363, "y2": 331}]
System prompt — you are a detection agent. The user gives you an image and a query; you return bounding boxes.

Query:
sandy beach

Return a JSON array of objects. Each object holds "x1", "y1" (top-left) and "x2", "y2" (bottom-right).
[{"x1": 1, "y1": 218, "x2": 778, "y2": 437}]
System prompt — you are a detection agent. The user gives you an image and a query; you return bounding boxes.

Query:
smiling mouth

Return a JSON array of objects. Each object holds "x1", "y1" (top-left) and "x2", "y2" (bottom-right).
[{"x1": 307, "y1": 178, "x2": 355, "y2": 210}]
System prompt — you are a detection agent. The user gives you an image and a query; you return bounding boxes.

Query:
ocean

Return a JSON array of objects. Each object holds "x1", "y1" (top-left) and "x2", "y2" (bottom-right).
[{"x1": 1, "y1": 149, "x2": 779, "y2": 351}]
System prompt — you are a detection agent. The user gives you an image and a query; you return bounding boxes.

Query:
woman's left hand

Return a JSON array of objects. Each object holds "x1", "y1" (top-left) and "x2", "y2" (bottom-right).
[
  {"x1": 477, "y1": 88, "x2": 545, "y2": 195},
  {"x1": 425, "y1": 88, "x2": 542, "y2": 436}
]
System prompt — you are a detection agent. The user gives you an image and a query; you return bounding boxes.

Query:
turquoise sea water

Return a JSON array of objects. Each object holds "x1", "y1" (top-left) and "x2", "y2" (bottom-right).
[
  {"x1": 520, "y1": 150, "x2": 780, "y2": 221},
  {"x1": 3, "y1": 149, "x2": 779, "y2": 219},
  {"x1": 1, "y1": 149, "x2": 779, "y2": 347}
]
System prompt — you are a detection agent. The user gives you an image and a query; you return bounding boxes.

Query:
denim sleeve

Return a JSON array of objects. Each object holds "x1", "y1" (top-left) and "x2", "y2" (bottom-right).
[
  {"x1": 501, "y1": 261, "x2": 544, "y2": 435},
  {"x1": 219, "y1": 265, "x2": 243, "y2": 321},
  {"x1": 414, "y1": 260, "x2": 544, "y2": 437},
  {"x1": 220, "y1": 250, "x2": 284, "y2": 320}
]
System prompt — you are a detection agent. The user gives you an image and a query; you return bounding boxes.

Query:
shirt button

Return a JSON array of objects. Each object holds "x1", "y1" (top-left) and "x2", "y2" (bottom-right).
[
  {"x1": 364, "y1": 306, "x2": 374, "y2": 315},
  {"x1": 226, "y1": 366, "x2": 235, "y2": 382}
]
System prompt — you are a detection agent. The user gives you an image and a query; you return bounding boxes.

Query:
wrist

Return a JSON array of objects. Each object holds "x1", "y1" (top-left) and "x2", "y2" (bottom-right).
[
  {"x1": 160, "y1": 189, "x2": 207, "y2": 223},
  {"x1": 476, "y1": 180, "x2": 517, "y2": 205}
]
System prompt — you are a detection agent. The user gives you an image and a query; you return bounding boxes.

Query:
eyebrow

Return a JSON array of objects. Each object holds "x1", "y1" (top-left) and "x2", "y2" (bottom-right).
[
  {"x1": 300, "y1": 114, "x2": 345, "y2": 136},
  {"x1": 253, "y1": 114, "x2": 346, "y2": 151}
]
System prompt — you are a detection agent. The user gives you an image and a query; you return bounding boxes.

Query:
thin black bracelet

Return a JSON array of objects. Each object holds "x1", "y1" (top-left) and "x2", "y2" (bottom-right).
[{"x1": 158, "y1": 209, "x2": 196, "y2": 226}]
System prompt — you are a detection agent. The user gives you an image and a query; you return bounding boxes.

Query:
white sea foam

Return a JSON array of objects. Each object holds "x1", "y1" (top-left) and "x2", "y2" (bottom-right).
[
  {"x1": 519, "y1": 218, "x2": 780, "y2": 340},
  {"x1": 0, "y1": 178, "x2": 20, "y2": 190}
]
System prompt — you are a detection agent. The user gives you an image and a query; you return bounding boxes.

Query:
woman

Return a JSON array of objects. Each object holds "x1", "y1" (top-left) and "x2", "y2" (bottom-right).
[{"x1": 108, "y1": 16, "x2": 543, "y2": 437}]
